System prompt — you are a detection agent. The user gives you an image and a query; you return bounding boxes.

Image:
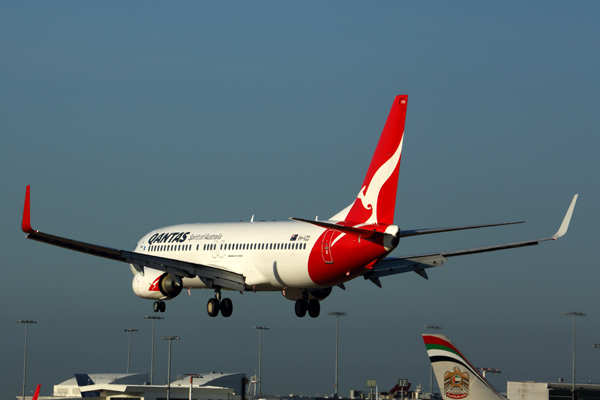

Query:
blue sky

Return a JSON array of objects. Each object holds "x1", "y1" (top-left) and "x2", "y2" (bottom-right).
[{"x1": 1, "y1": 1, "x2": 599, "y2": 399}]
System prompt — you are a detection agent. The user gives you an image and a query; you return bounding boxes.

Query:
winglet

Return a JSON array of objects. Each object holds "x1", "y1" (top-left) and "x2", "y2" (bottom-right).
[
  {"x1": 553, "y1": 194, "x2": 578, "y2": 239},
  {"x1": 22, "y1": 185, "x2": 36, "y2": 234},
  {"x1": 32, "y1": 384, "x2": 41, "y2": 400}
]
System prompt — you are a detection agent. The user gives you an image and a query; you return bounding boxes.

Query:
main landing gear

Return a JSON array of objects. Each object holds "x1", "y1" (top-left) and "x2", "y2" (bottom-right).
[
  {"x1": 206, "y1": 288, "x2": 233, "y2": 318},
  {"x1": 153, "y1": 300, "x2": 166, "y2": 313},
  {"x1": 294, "y1": 298, "x2": 320, "y2": 318}
]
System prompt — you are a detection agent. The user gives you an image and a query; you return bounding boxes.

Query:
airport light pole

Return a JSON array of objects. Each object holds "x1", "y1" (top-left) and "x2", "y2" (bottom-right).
[
  {"x1": 124, "y1": 329, "x2": 138, "y2": 373},
  {"x1": 145, "y1": 315, "x2": 164, "y2": 384},
  {"x1": 253, "y1": 326, "x2": 270, "y2": 395},
  {"x1": 163, "y1": 336, "x2": 180, "y2": 400},
  {"x1": 17, "y1": 320, "x2": 36, "y2": 400},
  {"x1": 425, "y1": 325, "x2": 443, "y2": 394},
  {"x1": 564, "y1": 311, "x2": 586, "y2": 400},
  {"x1": 329, "y1": 312, "x2": 347, "y2": 398}
]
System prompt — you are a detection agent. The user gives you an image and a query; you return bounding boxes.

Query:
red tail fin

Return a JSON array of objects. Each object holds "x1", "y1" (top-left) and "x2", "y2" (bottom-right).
[
  {"x1": 343, "y1": 95, "x2": 408, "y2": 225},
  {"x1": 32, "y1": 384, "x2": 41, "y2": 400}
]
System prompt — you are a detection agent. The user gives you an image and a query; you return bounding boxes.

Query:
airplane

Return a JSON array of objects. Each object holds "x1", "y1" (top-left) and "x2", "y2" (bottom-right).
[
  {"x1": 21, "y1": 95, "x2": 578, "y2": 318},
  {"x1": 423, "y1": 333, "x2": 506, "y2": 400}
]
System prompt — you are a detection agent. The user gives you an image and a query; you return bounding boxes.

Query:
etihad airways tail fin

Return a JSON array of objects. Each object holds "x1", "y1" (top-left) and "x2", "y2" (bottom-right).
[
  {"x1": 332, "y1": 95, "x2": 408, "y2": 225},
  {"x1": 423, "y1": 334, "x2": 506, "y2": 400}
]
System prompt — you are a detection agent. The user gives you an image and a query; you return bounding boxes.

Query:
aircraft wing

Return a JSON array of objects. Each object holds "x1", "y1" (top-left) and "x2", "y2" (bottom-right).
[
  {"x1": 363, "y1": 194, "x2": 578, "y2": 286},
  {"x1": 21, "y1": 186, "x2": 245, "y2": 291}
]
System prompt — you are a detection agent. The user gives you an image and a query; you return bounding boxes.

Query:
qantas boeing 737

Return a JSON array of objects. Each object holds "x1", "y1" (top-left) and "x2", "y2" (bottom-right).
[{"x1": 21, "y1": 95, "x2": 578, "y2": 318}]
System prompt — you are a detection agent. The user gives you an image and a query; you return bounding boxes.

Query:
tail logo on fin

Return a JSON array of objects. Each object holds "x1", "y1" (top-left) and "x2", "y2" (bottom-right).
[
  {"x1": 355, "y1": 137, "x2": 404, "y2": 225},
  {"x1": 444, "y1": 367, "x2": 470, "y2": 399}
]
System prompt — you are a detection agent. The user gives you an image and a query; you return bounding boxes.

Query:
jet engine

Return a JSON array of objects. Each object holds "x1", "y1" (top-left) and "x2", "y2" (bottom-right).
[{"x1": 132, "y1": 269, "x2": 182, "y2": 300}]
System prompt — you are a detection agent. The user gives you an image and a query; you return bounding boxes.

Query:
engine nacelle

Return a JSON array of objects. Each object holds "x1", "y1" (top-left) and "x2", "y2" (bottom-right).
[
  {"x1": 281, "y1": 287, "x2": 333, "y2": 301},
  {"x1": 132, "y1": 269, "x2": 182, "y2": 300}
]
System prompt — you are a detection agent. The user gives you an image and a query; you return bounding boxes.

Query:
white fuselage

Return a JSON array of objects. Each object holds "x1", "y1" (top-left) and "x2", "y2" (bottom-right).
[{"x1": 133, "y1": 220, "x2": 327, "y2": 291}]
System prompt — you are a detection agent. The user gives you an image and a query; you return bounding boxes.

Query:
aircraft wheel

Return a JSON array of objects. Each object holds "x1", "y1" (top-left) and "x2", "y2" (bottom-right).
[
  {"x1": 207, "y1": 298, "x2": 220, "y2": 317},
  {"x1": 159, "y1": 301, "x2": 166, "y2": 313},
  {"x1": 220, "y1": 298, "x2": 233, "y2": 318},
  {"x1": 153, "y1": 301, "x2": 160, "y2": 312},
  {"x1": 307, "y1": 299, "x2": 320, "y2": 318},
  {"x1": 295, "y1": 299, "x2": 307, "y2": 317}
]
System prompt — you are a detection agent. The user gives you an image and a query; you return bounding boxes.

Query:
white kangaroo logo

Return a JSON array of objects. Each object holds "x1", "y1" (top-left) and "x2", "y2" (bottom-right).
[{"x1": 356, "y1": 136, "x2": 403, "y2": 225}]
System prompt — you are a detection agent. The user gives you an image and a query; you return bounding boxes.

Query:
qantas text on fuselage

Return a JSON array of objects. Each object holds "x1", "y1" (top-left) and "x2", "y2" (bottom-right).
[{"x1": 21, "y1": 95, "x2": 578, "y2": 318}]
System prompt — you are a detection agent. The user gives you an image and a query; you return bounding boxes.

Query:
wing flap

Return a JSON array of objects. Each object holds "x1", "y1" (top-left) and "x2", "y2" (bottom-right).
[{"x1": 290, "y1": 217, "x2": 385, "y2": 238}]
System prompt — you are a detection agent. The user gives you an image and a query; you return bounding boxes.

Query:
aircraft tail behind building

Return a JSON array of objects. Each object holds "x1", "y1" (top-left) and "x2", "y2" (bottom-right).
[
  {"x1": 423, "y1": 334, "x2": 506, "y2": 400},
  {"x1": 32, "y1": 385, "x2": 41, "y2": 400}
]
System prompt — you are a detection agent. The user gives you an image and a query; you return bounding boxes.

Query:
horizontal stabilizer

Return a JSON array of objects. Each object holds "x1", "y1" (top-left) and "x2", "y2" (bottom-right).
[{"x1": 290, "y1": 217, "x2": 387, "y2": 239}]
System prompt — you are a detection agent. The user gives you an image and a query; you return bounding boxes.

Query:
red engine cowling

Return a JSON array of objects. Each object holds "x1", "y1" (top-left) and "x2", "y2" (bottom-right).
[{"x1": 132, "y1": 269, "x2": 182, "y2": 300}]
